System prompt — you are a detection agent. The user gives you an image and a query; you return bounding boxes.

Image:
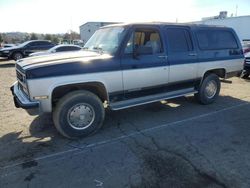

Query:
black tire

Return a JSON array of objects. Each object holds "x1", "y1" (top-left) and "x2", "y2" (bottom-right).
[
  {"x1": 53, "y1": 90, "x2": 105, "y2": 138},
  {"x1": 195, "y1": 73, "x2": 221, "y2": 104},
  {"x1": 12, "y1": 52, "x2": 23, "y2": 61},
  {"x1": 242, "y1": 73, "x2": 249, "y2": 79}
]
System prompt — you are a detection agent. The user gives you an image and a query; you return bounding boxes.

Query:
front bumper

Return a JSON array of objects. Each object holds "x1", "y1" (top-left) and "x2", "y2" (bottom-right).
[
  {"x1": 0, "y1": 51, "x2": 10, "y2": 58},
  {"x1": 10, "y1": 82, "x2": 40, "y2": 115}
]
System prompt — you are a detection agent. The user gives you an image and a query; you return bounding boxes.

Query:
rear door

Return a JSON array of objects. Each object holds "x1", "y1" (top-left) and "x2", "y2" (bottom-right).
[
  {"x1": 120, "y1": 26, "x2": 169, "y2": 98},
  {"x1": 36, "y1": 41, "x2": 54, "y2": 50},
  {"x1": 24, "y1": 42, "x2": 39, "y2": 55},
  {"x1": 164, "y1": 26, "x2": 198, "y2": 84}
]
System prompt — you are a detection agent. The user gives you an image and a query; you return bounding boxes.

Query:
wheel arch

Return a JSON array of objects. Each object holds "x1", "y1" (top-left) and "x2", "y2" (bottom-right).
[
  {"x1": 196, "y1": 68, "x2": 225, "y2": 89},
  {"x1": 51, "y1": 81, "x2": 109, "y2": 108},
  {"x1": 203, "y1": 68, "x2": 226, "y2": 79}
]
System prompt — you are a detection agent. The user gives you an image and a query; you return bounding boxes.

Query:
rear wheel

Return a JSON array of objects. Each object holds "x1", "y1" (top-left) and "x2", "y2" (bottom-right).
[
  {"x1": 195, "y1": 73, "x2": 221, "y2": 104},
  {"x1": 53, "y1": 90, "x2": 105, "y2": 138}
]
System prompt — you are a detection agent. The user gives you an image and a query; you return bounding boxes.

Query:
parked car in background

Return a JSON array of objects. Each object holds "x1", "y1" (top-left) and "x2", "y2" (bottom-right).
[
  {"x1": 29, "y1": 44, "x2": 82, "y2": 57},
  {"x1": 242, "y1": 41, "x2": 250, "y2": 54},
  {"x1": 242, "y1": 52, "x2": 250, "y2": 78},
  {"x1": 0, "y1": 40, "x2": 55, "y2": 60}
]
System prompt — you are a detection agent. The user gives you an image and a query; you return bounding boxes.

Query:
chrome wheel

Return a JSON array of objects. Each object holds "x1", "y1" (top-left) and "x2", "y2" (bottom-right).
[
  {"x1": 67, "y1": 103, "x2": 95, "y2": 130},
  {"x1": 13, "y1": 53, "x2": 23, "y2": 60},
  {"x1": 204, "y1": 80, "x2": 217, "y2": 99}
]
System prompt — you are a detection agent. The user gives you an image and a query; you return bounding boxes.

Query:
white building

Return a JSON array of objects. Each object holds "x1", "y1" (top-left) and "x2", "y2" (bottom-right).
[
  {"x1": 193, "y1": 12, "x2": 250, "y2": 41},
  {"x1": 79, "y1": 22, "x2": 119, "y2": 44}
]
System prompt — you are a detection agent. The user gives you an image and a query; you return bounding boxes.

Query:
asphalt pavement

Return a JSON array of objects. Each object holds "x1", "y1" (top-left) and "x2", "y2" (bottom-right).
[{"x1": 0, "y1": 59, "x2": 250, "y2": 188}]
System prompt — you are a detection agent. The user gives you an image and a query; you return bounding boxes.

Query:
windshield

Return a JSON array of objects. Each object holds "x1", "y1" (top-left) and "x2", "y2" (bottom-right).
[
  {"x1": 48, "y1": 45, "x2": 59, "y2": 52},
  {"x1": 84, "y1": 26, "x2": 126, "y2": 54},
  {"x1": 18, "y1": 41, "x2": 31, "y2": 47}
]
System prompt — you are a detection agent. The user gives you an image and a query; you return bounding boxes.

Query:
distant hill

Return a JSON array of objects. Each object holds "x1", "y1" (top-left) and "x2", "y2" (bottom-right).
[{"x1": 0, "y1": 32, "x2": 64, "y2": 44}]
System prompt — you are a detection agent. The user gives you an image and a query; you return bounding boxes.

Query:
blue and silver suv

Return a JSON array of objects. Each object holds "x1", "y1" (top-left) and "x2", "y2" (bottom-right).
[{"x1": 11, "y1": 23, "x2": 244, "y2": 138}]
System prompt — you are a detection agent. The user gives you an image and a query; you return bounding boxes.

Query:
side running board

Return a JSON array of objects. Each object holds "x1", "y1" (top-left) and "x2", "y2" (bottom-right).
[{"x1": 109, "y1": 87, "x2": 197, "y2": 110}]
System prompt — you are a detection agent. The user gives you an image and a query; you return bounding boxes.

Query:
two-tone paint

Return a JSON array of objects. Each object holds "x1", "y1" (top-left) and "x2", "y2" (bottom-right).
[{"x1": 12, "y1": 23, "x2": 244, "y2": 114}]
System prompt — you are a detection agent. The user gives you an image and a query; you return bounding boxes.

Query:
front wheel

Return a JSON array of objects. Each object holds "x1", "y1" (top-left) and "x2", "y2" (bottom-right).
[
  {"x1": 12, "y1": 52, "x2": 23, "y2": 61},
  {"x1": 195, "y1": 74, "x2": 221, "y2": 104},
  {"x1": 242, "y1": 73, "x2": 249, "y2": 79},
  {"x1": 53, "y1": 90, "x2": 105, "y2": 138}
]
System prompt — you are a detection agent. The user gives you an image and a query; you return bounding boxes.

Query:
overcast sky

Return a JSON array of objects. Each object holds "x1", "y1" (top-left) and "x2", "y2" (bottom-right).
[{"x1": 0, "y1": 0, "x2": 249, "y2": 33}]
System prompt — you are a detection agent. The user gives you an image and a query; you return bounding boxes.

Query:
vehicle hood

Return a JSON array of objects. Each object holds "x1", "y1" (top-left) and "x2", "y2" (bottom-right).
[
  {"x1": 29, "y1": 51, "x2": 49, "y2": 57},
  {"x1": 0, "y1": 46, "x2": 20, "y2": 51},
  {"x1": 17, "y1": 51, "x2": 101, "y2": 69},
  {"x1": 16, "y1": 51, "x2": 118, "y2": 79}
]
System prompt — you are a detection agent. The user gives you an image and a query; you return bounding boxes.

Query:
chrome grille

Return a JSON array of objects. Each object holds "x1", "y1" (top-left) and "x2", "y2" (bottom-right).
[
  {"x1": 16, "y1": 70, "x2": 24, "y2": 82},
  {"x1": 16, "y1": 66, "x2": 29, "y2": 96},
  {"x1": 246, "y1": 57, "x2": 250, "y2": 64}
]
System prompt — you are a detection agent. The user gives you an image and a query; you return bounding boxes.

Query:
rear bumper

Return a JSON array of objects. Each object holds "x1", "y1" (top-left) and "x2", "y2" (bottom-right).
[{"x1": 10, "y1": 82, "x2": 40, "y2": 115}]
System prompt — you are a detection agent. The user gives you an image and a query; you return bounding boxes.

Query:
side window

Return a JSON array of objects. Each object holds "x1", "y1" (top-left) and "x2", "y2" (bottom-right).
[
  {"x1": 56, "y1": 47, "x2": 70, "y2": 52},
  {"x1": 55, "y1": 47, "x2": 64, "y2": 52},
  {"x1": 56, "y1": 46, "x2": 80, "y2": 52},
  {"x1": 40, "y1": 41, "x2": 52, "y2": 46},
  {"x1": 124, "y1": 29, "x2": 162, "y2": 54},
  {"x1": 34, "y1": 42, "x2": 44, "y2": 46},
  {"x1": 196, "y1": 30, "x2": 238, "y2": 50},
  {"x1": 70, "y1": 46, "x2": 81, "y2": 51},
  {"x1": 166, "y1": 28, "x2": 193, "y2": 52},
  {"x1": 27, "y1": 42, "x2": 36, "y2": 47}
]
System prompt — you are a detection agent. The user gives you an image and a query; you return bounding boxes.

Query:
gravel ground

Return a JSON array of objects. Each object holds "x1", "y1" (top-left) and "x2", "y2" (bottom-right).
[{"x1": 0, "y1": 58, "x2": 250, "y2": 188}]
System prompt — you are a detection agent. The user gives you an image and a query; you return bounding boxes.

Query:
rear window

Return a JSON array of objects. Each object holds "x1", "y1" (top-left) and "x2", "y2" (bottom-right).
[{"x1": 196, "y1": 29, "x2": 238, "y2": 50}]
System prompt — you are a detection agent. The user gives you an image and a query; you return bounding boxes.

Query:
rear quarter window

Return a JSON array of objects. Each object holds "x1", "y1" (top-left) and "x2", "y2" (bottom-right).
[
  {"x1": 196, "y1": 29, "x2": 238, "y2": 50},
  {"x1": 165, "y1": 28, "x2": 193, "y2": 52}
]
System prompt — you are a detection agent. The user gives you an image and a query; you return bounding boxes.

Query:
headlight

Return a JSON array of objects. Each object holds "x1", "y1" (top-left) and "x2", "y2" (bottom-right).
[{"x1": 3, "y1": 50, "x2": 9, "y2": 53}]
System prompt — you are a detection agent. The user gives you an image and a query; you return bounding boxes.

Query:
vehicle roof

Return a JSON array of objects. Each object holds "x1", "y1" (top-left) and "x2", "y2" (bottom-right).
[
  {"x1": 27, "y1": 40, "x2": 52, "y2": 43},
  {"x1": 102, "y1": 22, "x2": 229, "y2": 29}
]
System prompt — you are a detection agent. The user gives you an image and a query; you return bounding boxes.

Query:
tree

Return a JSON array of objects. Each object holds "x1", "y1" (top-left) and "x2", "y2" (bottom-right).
[
  {"x1": 63, "y1": 31, "x2": 80, "y2": 42},
  {"x1": 45, "y1": 34, "x2": 52, "y2": 41},
  {"x1": 70, "y1": 31, "x2": 80, "y2": 40},
  {"x1": 63, "y1": 33, "x2": 70, "y2": 40},
  {"x1": 51, "y1": 35, "x2": 59, "y2": 44},
  {"x1": 0, "y1": 34, "x2": 3, "y2": 43},
  {"x1": 30, "y1": 33, "x2": 38, "y2": 40},
  {"x1": 24, "y1": 34, "x2": 30, "y2": 42}
]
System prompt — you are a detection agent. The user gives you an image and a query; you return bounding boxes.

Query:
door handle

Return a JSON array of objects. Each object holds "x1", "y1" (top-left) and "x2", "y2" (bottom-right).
[
  {"x1": 188, "y1": 53, "x2": 197, "y2": 56},
  {"x1": 158, "y1": 55, "x2": 168, "y2": 59}
]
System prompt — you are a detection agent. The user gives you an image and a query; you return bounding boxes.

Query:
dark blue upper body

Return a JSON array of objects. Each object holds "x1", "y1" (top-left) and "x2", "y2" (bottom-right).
[{"x1": 16, "y1": 23, "x2": 244, "y2": 79}]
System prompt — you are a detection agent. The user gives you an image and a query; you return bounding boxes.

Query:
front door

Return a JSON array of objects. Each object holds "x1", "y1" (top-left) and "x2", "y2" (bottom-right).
[{"x1": 121, "y1": 27, "x2": 169, "y2": 98}]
